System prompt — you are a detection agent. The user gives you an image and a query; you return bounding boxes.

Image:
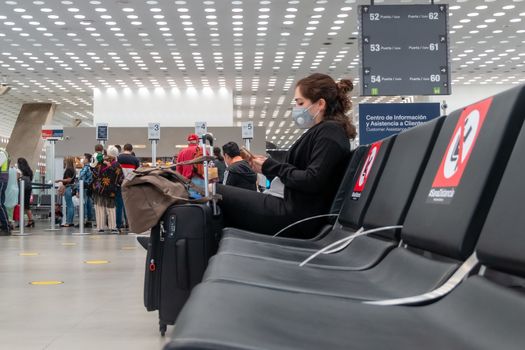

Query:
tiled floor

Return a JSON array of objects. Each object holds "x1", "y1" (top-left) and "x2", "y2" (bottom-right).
[{"x1": 0, "y1": 223, "x2": 170, "y2": 350}]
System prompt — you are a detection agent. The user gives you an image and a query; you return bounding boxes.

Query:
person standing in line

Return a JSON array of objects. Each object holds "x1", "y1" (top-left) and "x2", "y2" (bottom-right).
[
  {"x1": 117, "y1": 143, "x2": 140, "y2": 230},
  {"x1": 78, "y1": 153, "x2": 94, "y2": 228},
  {"x1": 221, "y1": 142, "x2": 258, "y2": 191},
  {"x1": 213, "y1": 147, "x2": 227, "y2": 183},
  {"x1": 16, "y1": 158, "x2": 34, "y2": 227},
  {"x1": 0, "y1": 148, "x2": 10, "y2": 235},
  {"x1": 56, "y1": 156, "x2": 76, "y2": 227},
  {"x1": 176, "y1": 134, "x2": 204, "y2": 198},
  {"x1": 92, "y1": 146, "x2": 124, "y2": 234},
  {"x1": 5, "y1": 158, "x2": 18, "y2": 230},
  {"x1": 112, "y1": 144, "x2": 124, "y2": 230},
  {"x1": 90, "y1": 144, "x2": 105, "y2": 168}
]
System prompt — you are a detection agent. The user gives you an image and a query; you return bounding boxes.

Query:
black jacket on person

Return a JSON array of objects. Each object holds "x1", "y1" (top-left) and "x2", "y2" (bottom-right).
[
  {"x1": 214, "y1": 159, "x2": 227, "y2": 183},
  {"x1": 262, "y1": 120, "x2": 351, "y2": 221},
  {"x1": 216, "y1": 120, "x2": 351, "y2": 237},
  {"x1": 224, "y1": 160, "x2": 257, "y2": 191}
]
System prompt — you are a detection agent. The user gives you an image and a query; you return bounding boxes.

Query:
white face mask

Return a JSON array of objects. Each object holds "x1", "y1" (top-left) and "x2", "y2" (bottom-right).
[{"x1": 292, "y1": 102, "x2": 320, "y2": 129}]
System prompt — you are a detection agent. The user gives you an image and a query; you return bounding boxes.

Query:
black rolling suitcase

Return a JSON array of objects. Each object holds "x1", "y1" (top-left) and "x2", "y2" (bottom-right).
[
  {"x1": 143, "y1": 133, "x2": 221, "y2": 336},
  {"x1": 145, "y1": 204, "x2": 218, "y2": 335}
]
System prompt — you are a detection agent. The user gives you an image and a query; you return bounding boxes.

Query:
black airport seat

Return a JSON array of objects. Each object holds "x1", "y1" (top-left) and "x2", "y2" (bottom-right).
[
  {"x1": 220, "y1": 136, "x2": 395, "y2": 257},
  {"x1": 218, "y1": 116, "x2": 444, "y2": 270},
  {"x1": 39, "y1": 194, "x2": 51, "y2": 206},
  {"x1": 30, "y1": 194, "x2": 39, "y2": 206},
  {"x1": 200, "y1": 85, "x2": 525, "y2": 300},
  {"x1": 166, "y1": 277, "x2": 525, "y2": 350},
  {"x1": 166, "y1": 101, "x2": 525, "y2": 349},
  {"x1": 221, "y1": 143, "x2": 371, "y2": 244}
]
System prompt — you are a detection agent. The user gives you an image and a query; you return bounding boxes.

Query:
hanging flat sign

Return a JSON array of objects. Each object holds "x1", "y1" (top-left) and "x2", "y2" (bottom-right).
[
  {"x1": 195, "y1": 121, "x2": 208, "y2": 136},
  {"x1": 359, "y1": 103, "x2": 440, "y2": 145},
  {"x1": 241, "y1": 121, "x2": 254, "y2": 139},
  {"x1": 41, "y1": 125, "x2": 64, "y2": 141},
  {"x1": 148, "y1": 122, "x2": 160, "y2": 140},
  {"x1": 96, "y1": 123, "x2": 109, "y2": 141},
  {"x1": 359, "y1": 4, "x2": 450, "y2": 96}
]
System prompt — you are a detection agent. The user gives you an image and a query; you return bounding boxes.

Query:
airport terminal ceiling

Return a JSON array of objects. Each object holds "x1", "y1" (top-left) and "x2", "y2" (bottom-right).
[{"x1": 0, "y1": 0, "x2": 524, "y2": 148}]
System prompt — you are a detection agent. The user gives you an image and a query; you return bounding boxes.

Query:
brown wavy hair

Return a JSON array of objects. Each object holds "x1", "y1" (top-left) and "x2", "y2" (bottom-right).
[{"x1": 296, "y1": 73, "x2": 357, "y2": 139}]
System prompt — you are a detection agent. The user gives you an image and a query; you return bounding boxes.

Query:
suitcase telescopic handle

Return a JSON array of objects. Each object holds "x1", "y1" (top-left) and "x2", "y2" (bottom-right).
[{"x1": 202, "y1": 133, "x2": 214, "y2": 147}]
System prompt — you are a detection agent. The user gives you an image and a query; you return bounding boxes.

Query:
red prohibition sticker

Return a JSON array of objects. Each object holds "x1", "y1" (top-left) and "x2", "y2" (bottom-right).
[
  {"x1": 427, "y1": 97, "x2": 493, "y2": 204},
  {"x1": 352, "y1": 140, "x2": 382, "y2": 200}
]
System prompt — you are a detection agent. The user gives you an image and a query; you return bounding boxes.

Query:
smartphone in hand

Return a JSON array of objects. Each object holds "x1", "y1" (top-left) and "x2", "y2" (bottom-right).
[{"x1": 240, "y1": 146, "x2": 255, "y2": 161}]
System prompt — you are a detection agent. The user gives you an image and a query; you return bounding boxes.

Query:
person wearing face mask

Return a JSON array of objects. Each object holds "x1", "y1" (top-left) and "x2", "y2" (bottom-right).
[{"x1": 215, "y1": 73, "x2": 356, "y2": 236}]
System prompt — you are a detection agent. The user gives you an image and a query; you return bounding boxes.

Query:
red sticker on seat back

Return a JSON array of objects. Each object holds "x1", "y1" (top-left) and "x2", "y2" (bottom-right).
[
  {"x1": 352, "y1": 141, "x2": 382, "y2": 200},
  {"x1": 427, "y1": 97, "x2": 493, "y2": 204}
]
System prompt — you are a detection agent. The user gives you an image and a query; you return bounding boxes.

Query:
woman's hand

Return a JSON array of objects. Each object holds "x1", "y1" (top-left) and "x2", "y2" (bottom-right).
[{"x1": 250, "y1": 156, "x2": 267, "y2": 174}]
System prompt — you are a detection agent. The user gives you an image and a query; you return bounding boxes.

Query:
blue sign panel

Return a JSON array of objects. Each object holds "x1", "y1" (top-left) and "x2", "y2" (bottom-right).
[{"x1": 359, "y1": 103, "x2": 440, "y2": 145}]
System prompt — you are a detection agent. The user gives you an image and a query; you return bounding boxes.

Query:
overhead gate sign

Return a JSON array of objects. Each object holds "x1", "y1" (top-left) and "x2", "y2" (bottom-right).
[{"x1": 427, "y1": 97, "x2": 493, "y2": 204}]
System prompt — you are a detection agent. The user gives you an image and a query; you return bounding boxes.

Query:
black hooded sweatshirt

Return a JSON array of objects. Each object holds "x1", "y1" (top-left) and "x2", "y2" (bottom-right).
[{"x1": 224, "y1": 160, "x2": 257, "y2": 191}]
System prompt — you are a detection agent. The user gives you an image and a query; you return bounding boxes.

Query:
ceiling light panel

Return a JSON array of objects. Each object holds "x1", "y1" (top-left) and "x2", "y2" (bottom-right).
[{"x1": 0, "y1": 1, "x2": 524, "y2": 146}]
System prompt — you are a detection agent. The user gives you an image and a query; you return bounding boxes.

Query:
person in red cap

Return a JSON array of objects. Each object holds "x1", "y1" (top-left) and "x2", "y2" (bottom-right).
[{"x1": 175, "y1": 133, "x2": 204, "y2": 198}]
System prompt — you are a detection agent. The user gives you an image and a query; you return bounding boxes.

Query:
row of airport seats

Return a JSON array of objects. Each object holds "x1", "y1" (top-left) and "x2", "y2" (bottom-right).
[
  {"x1": 32, "y1": 194, "x2": 61, "y2": 218},
  {"x1": 165, "y1": 86, "x2": 525, "y2": 350}
]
